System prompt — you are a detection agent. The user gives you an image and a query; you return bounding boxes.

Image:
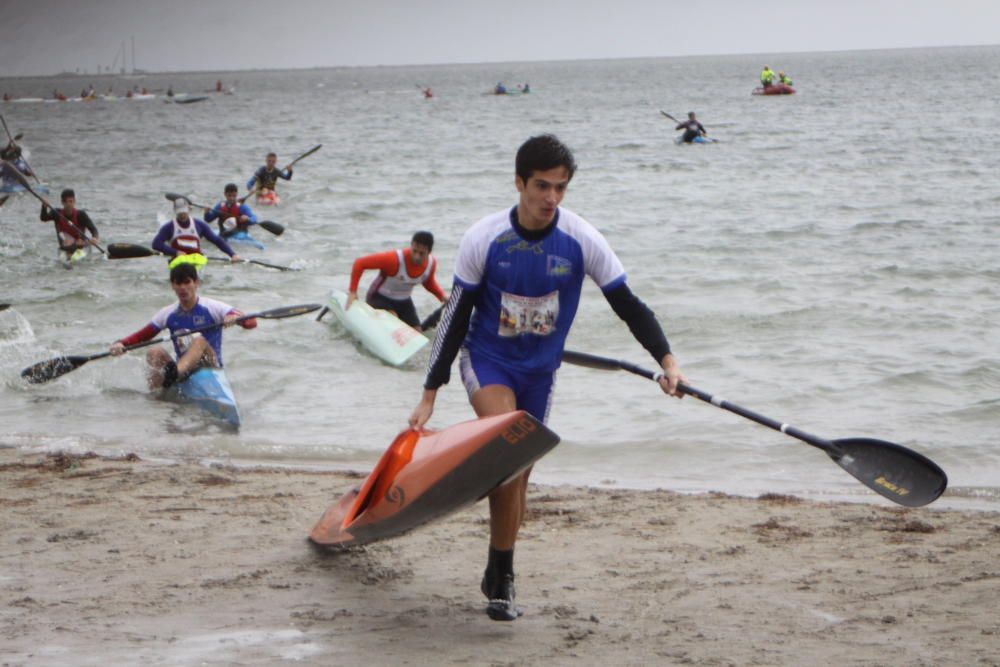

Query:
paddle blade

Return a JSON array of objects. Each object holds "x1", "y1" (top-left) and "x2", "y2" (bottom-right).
[
  {"x1": 257, "y1": 220, "x2": 284, "y2": 236},
  {"x1": 254, "y1": 304, "x2": 322, "y2": 319},
  {"x1": 830, "y1": 438, "x2": 948, "y2": 507},
  {"x1": 287, "y1": 144, "x2": 321, "y2": 167},
  {"x1": 21, "y1": 355, "x2": 91, "y2": 384},
  {"x1": 164, "y1": 192, "x2": 184, "y2": 202},
  {"x1": 107, "y1": 243, "x2": 157, "y2": 259}
]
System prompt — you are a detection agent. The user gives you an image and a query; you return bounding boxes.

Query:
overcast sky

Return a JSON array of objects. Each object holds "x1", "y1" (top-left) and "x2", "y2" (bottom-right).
[{"x1": 1, "y1": 0, "x2": 997, "y2": 76}]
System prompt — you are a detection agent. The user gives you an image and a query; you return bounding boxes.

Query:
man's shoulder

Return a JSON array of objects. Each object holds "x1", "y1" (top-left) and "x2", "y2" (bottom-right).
[{"x1": 462, "y1": 208, "x2": 514, "y2": 247}]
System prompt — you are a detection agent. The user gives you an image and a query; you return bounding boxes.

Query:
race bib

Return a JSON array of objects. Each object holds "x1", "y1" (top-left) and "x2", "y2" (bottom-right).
[{"x1": 498, "y1": 291, "x2": 558, "y2": 337}]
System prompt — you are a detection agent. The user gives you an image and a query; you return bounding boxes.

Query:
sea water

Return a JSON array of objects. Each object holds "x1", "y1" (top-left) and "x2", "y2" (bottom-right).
[{"x1": 1, "y1": 46, "x2": 997, "y2": 509}]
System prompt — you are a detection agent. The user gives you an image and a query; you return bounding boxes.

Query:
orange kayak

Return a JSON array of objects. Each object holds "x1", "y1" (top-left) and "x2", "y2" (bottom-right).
[{"x1": 309, "y1": 411, "x2": 560, "y2": 548}]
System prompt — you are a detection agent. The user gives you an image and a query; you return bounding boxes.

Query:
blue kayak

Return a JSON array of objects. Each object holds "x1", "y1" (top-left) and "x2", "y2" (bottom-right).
[
  {"x1": 0, "y1": 181, "x2": 50, "y2": 195},
  {"x1": 227, "y1": 230, "x2": 265, "y2": 249},
  {"x1": 170, "y1": 367, "x2": 241, "y2": 427},
  {"x1": 675, "y1": 135, "x2": 719, "y2": 145}
]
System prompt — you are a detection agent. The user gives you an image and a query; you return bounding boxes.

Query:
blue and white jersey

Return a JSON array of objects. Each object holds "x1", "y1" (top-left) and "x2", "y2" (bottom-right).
[
  {"x1": 454, "y1": 206, "x2": 625, "y2": 373},
  {"x1": 149, "y1": 297, "x2": 235, "y2": 365}
]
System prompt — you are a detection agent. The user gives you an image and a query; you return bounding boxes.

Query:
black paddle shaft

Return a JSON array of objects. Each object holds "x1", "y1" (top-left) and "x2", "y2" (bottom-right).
[
  {"x1": 561, "y1": 350, "x2": 947, "y2": 507},
  {"x1": 21, "y1": 304, "x2": 321, "y2": 384}
]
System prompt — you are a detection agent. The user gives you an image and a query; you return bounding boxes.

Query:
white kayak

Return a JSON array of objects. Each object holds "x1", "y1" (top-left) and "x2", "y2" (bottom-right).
[{"x1": 327, "y1": 289, "x2": 428, "y2": 366}]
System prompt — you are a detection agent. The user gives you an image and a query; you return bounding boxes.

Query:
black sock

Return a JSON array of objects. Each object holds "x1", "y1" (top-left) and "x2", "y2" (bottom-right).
[{"x1": 487, "y1": 547, "x2": 514, "y2": 578}]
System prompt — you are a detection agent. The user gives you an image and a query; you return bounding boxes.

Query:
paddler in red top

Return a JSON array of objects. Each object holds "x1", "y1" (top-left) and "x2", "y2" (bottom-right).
[
  {"x1": 39, "y1": 188, "x2": 101, "y2": 261},
  {"x1": 346, "y1": 231, "x2": 446, "y2": 330},
  {"x1": 109, "y1": 262, "x2": 257, "y2": 389},
  {"x1": 203, "y1": 183, "x2": 257, "y2": 236},
  {"x1": 151, "y1": 198, "x2": 241, "y2": 268}
]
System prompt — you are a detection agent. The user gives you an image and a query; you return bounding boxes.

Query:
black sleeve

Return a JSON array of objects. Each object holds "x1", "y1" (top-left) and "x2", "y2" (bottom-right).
[
  {"x1": 603, "y1": 283, "x2": 671, "y2": 363},
  {"x1": 77, "y1": 210, "x2": 98, "y2": 236},
  {"x1": 675, "y1": 122, "x2": 685, "y2": 130},
  {"x1": 40, "y1": 204, "x2": 54, "y2": 221},
  {"x1": 424, "y1": 284, "x2": 476, "y2": 390}
]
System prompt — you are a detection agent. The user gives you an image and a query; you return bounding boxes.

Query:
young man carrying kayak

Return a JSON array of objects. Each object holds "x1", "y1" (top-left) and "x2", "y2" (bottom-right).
[
  {"x1": 675, "y1": 111, "x2": 708, "y2": 143},
  {"x1": 39, "y1": 188, "x2": 101, "y2": 261},
  {"x1": 408, "y1": 134, "x2": 686, "y2": 622},
  {"x1": 203, "y1": 183, "x2": 258, "y2": 237},
  {"x1": 246, "y1": 152, "x2": 292, "y2": 201},
  {"x1": 346, "y1": 231, "x2": 447, "y2": 331},
  {"x1": 109, "y1": 262, "x2": 256, "y2": 389},
  {"x1": 152, "y1": 198, "x2": 241, "y2": 267}
]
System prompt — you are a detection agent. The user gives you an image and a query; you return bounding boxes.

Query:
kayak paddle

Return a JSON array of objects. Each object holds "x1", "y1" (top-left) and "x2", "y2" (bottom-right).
[
  {"x1": 2, "y1": 161, "x2": 105, "y2": 254},
  {"x1": 165, "y1": 192, "x2": 283, "y2": 235},
  {"x1": 0, "y1": 303, "x2": 10, "y2": 312},
  {"x1": 285, "y1": 143, "x2": 321, "y2": 169},
  {"x1": 561, "y1": 350, "x2": 948, "y2": 508},
  {"x1": 659, "y1": 109, "x2": 679, "y2": 123},
  {"x1": 106, "y1": 243, "x2": 297, "y2": 271},
  {"x1": 21, "y1": 303, "x2": 322, "y2": 384}
]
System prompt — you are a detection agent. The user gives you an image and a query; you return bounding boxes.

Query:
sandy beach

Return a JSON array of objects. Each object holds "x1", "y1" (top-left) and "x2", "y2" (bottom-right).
[{"x1": 1, "y1": 448, "x2": 997, "y2": 666}]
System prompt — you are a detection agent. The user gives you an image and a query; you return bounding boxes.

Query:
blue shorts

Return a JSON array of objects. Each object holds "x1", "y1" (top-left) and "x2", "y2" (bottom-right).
[{"x1": 459, "y1": 347, "x2": 556, "y2": 423}]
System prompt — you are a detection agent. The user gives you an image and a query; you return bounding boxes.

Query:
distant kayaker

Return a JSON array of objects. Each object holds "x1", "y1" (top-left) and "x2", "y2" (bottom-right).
[
  {"x1": 109, "y1": 262, "x2": 257, "y2": 389},
  {"x1": 204, "y1": 183, "x2": 258, "y2": 237},
  {"x1": 423, "y1": 87, "x2": 433, "y2": 98},
  {"x1": 494, "y1": 82, "x2": 507, "y2": 95},
  {"x1": 246, "y1": 152, "x2": 292, "y2": 201},
  {"x1": 39, "y1": 188, "x2": 101, "y2": 261},
  {"x1": 521, "y1": 82, "x2": 530, "y2": 93},
  {"x1": 760, "y1": 65, "x2": 776, "y2": 89},
  {"x1": 166, "y1": 86, "x2": 174, "y2": 98},
  {"x1": 675, "y1": 111, "x2": 708, "y2": 143},
  {"x1": 346, "y1": 231, "x2": 447, "y2": 331},
  {"x1": 778, "y1": 71, "x2": 794, "y2": 86},
  {"x1": 151, "y1": 198, "x2": 241, "y2": 266},
  {"x1": 408, "y1": 134, "x2": 686, "y2": 622}
]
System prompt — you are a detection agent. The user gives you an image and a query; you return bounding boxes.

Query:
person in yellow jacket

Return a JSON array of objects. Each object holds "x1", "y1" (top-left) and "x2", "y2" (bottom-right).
[
  {"x1": 760, "y1": 66, "x2": 776, "y2": 88},
  {"x1": 778, "y1": 71, "x2": 794, "y2": 86}
]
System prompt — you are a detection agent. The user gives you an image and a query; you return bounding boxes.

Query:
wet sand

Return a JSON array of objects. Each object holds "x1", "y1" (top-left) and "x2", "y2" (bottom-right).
[{"x1": 1, "y1": 449, "x2": 997, "y2": 666}]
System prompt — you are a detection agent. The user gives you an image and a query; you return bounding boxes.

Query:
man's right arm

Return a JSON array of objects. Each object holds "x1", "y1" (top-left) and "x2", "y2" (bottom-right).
[
  {"x1": 151, "y1": 224, "x2": 176, "y2": 256},
  {"x1": 423, "y1": 284, "x2": 477, "y2": 390}
]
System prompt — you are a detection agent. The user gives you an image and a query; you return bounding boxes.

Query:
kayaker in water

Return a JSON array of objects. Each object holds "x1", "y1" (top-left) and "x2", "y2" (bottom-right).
[
  {"x1": 422, "y1": 87, "x2": 433, "y2": 98},
  {"x1": 760, "y1": 65, "x2": 776, "y2": 89},
  {"x1": 494, "y1": 82, "x2": 507, "y2": 94},
  {"x1": 346, "y1": 230, "x2": 447, "y2": 331},
  {"x1": 675, "y1": 111, "x2": 708, "y2": 143},
  {"x1": 203, "y1": 183, "x2": 258, "y2": 237},
  {"x1": 246, "y1": 152, "x2": 293, "y2": 201},
  {"x1": 151, "y1": 198, "x2": 241, "y2": 267},
  {"x1": 39, "y1": 189, "x2": 101, "y2": 261},
  {"x1": 408, "y1": 134, "x2": 686, "y2": 622},
  {"x1": 109, "y1": 262, "x2": 256, "y2": 389},
  {"x1": 778, "y1": 71, "x2": 794, "y2": 86}
]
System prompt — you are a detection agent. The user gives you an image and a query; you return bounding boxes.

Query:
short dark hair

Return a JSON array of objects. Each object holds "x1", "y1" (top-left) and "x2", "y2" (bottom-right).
[
  {"x1": 224, "y1": 183, "x2": 238, "y2": 193},
  {"x1": 60, "y1": 188, "x2": 75, "y2": 201},
  {"x1": 169, "y1": 262, "x2": 200, "y2": 284},
  {"x1": 515, "y1": 134, "x2": 576, "y2": 184},
  {"x1": 266, "y1": 152, "x2": 277, "y2": 159},
  {"x1": 411, "y1": 230, "x2": 434, "y2": 251}
]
